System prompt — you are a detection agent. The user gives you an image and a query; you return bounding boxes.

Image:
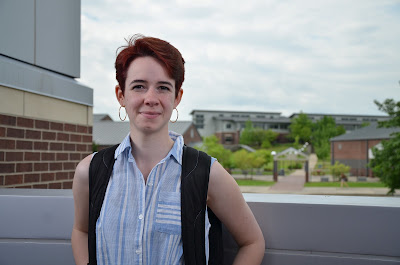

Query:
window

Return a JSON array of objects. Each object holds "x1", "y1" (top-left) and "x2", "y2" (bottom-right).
[
  {"x1": 224, "y1": 134, "x2": 233, "y2": 144},
  {"x1": 194, "y1": 114, "x2": 204, "y2": 128},
  {"x1": 226, "y1": 123, "x2": 231, "y2": 129}
]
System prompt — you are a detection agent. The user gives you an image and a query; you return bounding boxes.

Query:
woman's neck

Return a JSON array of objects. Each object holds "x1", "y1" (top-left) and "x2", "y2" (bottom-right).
[{"x1": 129, "y1": 127, "x2": 174, "y2": 180}]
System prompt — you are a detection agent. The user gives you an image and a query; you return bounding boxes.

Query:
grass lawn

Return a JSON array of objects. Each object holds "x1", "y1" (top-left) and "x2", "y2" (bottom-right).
[
  {"x1": 235, "y1": 179, "x2": 275, "y2": 186},
  {"x1": 304, "y1": 182, "x2": 387, "y2": 188}
]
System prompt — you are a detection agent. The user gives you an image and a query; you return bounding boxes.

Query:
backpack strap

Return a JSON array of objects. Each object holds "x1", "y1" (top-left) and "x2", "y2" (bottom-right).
[
  {"x1": 181, "y1": 146, "x2": 223, "y2": 265},
  {"x1": 88, "y1": 144, "x2": 118, "y2": 265}
]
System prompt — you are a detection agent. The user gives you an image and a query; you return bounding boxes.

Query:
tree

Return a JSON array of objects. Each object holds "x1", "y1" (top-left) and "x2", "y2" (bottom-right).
[
  {"x1": 289, "y1": 112, "x2": 313, "y2": 143},
  {"x1": 195, "y1": 135, "x2": 232, "y2": 168},
  {"x1": 371, "y1": 99, "x2": 400, "y2": 195},
  {"x1": 261, "y1": 130, "x2": 279, "y2": 148},
  {"x1": 311, "y1": 116, "x2": 346, "y2": 160},
  {"x1": 240, "y1": 120, "x2": 278, "y2": 148}
]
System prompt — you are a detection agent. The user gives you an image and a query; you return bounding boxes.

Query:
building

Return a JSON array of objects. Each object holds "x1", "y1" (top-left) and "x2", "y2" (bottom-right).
[
  {"x1": 289, "y1": 113, "x2": 389, "y2": 131},
  {"x1": 0, "y1": 1, "x2": 93, "y2": 189},
  {"x1": 93, "y1": 115, "x2": 202, "y2": 150},
  {"x1": 330, "y1": 123, "x2": 400, "y2": 177},
  {"x1": 191, "y1": 110, "x2": 291, "y2": 145},
  {"x1": 93, "y1": 114, "x2": 113, "y2": 122},
  {"x1": 191, "y1": 109, "x2": 390, "y2": 145}
]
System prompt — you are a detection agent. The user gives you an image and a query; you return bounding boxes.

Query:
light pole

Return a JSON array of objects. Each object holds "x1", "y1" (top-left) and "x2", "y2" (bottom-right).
[{"x1": 271, "y1": 151, "x2": 277, "y2": 182}]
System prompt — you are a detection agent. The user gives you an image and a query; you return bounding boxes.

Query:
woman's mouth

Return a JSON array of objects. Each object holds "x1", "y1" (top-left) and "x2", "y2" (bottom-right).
[{"x1": 140, "y1": 111, "x2": 160, "y2": 119}]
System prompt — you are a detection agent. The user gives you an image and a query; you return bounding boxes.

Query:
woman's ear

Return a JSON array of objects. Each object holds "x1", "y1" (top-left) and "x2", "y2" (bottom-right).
[
  {"x1": 115, "y1": 85, "x2": 125, "y2": 106},
  {"x1": 174, "y1": 88, "x2": 183, "y2": 108}
]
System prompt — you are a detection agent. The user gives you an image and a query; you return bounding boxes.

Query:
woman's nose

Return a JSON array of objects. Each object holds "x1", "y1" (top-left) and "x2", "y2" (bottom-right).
[{"x1": 144, "y1": 88, "x2": 159, "y2": 106}]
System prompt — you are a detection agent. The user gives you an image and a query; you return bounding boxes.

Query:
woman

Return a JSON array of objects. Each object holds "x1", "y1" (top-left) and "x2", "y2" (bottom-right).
[{"x1": 71, "y1": 35, "x2": 265, "y2": 265}]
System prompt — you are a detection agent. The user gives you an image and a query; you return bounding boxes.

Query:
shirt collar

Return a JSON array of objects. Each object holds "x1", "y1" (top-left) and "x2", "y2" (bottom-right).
[{"x1": 114, "y1": 131, "x2": 184, "y2": 165}]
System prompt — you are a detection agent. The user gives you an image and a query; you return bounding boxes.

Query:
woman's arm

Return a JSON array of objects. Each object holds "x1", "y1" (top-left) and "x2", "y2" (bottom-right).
[
  {"x1": 71, "y1": 155, "x2": 92, "y2": 265},
  {"x1": 207, "y1": 161, "x2": 265, "y2": 265}
]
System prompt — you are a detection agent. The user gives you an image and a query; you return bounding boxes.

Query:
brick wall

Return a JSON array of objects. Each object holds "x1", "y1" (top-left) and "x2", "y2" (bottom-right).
[
  {"x1": 215, "y1": 131, "x2": 240, "y2": 145},
  {"x1": 0, "y1": 114, "x2": 92, "y2": 189},
  {"x1": 332, "y1": 140, "x2": 383, "y2": 177},
  {"x1": 182, "y1": 123, "x2": 202, "y2": 145}
]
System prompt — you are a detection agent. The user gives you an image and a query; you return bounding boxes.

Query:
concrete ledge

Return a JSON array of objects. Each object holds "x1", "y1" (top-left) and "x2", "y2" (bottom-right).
[
  {"x1": 0, "y1": 55, "x2": 92, "y2": 106},
  {"x1": 0, "y1": 190, "x2": 399, "y2": 265}
]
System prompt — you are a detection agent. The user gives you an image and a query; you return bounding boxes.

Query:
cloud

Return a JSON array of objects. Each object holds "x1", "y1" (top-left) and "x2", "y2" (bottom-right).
[{"x1": 79, "y1": 0, "x2": 400, "y2": 121}]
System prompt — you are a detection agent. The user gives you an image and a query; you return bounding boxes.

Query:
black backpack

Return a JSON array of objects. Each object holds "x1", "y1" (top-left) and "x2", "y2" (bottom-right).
[{"x1": 88, "y1": 145, "x2": 223, "y2": 265}]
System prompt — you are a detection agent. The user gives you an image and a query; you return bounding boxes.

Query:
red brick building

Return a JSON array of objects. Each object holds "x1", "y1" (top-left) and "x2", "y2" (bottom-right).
[{"x1": 330, "y1": 123, "x2": 400, "y2": 177}]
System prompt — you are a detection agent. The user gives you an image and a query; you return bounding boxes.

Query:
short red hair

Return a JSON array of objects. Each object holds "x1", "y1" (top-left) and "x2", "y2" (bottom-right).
[{"x1": 115, "y1": 34, "x2": 185, "y2": 98}]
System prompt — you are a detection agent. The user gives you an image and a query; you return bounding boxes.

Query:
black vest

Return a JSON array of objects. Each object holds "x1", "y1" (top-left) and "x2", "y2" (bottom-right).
[{"x1": 88, "y1": 145, "x2": 223, "y2": 265}]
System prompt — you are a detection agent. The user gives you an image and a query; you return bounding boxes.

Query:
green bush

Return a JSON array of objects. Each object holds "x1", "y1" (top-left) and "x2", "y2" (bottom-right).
[{"x1": 330, "y1": 161, "x2": 350, "y2": 181}]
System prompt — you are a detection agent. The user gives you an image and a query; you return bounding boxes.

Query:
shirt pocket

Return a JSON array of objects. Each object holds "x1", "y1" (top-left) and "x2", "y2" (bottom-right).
[{"x1": 155, "y1": 191, "x2": 181, "y2": 235}]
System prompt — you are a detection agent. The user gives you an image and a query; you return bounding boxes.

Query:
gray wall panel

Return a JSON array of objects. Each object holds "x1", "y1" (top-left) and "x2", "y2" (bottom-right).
[
  {"x1": 0, "y1": 1, "x2": 35, "y2": 63},
  {"x1": 0, "y1": 195, "x2": 74, "y2": 239},
  {"x1": 249, "y1": 201, "x2": 400, "y2": 257},
  {"x1": 35, "y1": 0, "x2": 80, "y2": 77},
  {"x1": 0, "y1": 242, "x2": 74, "y2": 265}
]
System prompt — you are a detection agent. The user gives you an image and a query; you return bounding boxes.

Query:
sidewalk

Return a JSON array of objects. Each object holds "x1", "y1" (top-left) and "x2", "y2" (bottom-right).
[{"x1": 234, "y1": 154, "x2": 399, "y2": 196}]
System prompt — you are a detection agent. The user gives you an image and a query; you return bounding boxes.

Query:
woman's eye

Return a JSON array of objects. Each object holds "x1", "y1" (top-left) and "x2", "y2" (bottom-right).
[
  {"x1": 132, "y1": 85, "x2": 144, "y2": 90},
  {"x1": 159, "y1": 86, "x2": 170, "y2": 91}
]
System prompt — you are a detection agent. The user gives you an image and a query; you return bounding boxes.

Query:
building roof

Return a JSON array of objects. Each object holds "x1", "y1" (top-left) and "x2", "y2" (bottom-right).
[
  {"x1": 93, "y1": 121, "x2": 129, "y2": 145},
  {"x1": 214, "y1": 116, "x2": 291, "y2": 123},
  {"x1": 93, "y1": 120, "x2": 194, "y2": 145},
  {"x1": 93, "y1": 114, "x2": 113, "y2": 123},
  {"x1": 289, "y1": 112, "x2": 389, "y2": 119},
  {"x1": 190, "y1": 109, "x2": 281, "y2": 115},
  {"x1": 330, "y1": 123, "x2": 400, "y2": 142}
]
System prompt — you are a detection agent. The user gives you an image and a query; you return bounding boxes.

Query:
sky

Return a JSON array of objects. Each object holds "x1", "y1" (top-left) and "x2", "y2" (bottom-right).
[{"x1": 79, "y1": 0, "x2": 400, "y2": 121}]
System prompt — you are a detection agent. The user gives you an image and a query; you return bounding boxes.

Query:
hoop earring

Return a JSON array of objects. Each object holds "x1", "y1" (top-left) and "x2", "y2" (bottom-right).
[
  {"x1": 170, "y1": 108, "x2": 178, "y2": 123},
  {"x1": 119, "y1": 106, "x2": 127, "y2": 121}
]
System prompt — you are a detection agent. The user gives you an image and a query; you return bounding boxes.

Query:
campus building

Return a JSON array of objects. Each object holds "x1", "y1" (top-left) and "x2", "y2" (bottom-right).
[
  {"x1": 191, "y1": 109, "x2": 390, "y2": 145},
  {"x1": 0, "y1": 1, "x2": 93, "y2": 189},
  {"x1": 191, "y1": 110, "x2": 291, "y2": 145}
]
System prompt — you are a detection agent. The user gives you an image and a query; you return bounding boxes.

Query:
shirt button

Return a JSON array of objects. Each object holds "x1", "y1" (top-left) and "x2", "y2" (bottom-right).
[
  {"x1": 148, "y1": 183, "x2": 153, "y2": 186},
  {"x1": 138, "y1": 214, "x2": 144, "y2": 220},
  {"x1": 136, "y1": 248, "x2": 142, "y2": 254}
]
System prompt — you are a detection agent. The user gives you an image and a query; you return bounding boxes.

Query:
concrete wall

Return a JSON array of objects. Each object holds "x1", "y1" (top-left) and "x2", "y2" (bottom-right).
[{"x1": 1, "y1": 190, "x2": 399, "y2": 265}]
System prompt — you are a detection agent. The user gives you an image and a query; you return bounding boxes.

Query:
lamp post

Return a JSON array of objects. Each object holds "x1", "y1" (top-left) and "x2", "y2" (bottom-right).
[{"x1": 271, "y1": 151, "x2": 277, "y2": 182}]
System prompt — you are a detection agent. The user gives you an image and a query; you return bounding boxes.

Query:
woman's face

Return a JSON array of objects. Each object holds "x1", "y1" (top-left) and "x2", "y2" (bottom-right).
[{"x1": 116, "y1": 56, "x2": 183, "y2": 134}]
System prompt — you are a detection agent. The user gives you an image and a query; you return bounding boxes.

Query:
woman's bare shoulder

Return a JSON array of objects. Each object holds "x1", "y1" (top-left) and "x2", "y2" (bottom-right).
[{"x1": 73, "y1": 154, "x2": 92, "y2": 186}]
